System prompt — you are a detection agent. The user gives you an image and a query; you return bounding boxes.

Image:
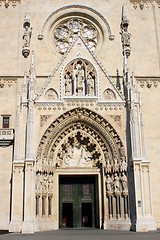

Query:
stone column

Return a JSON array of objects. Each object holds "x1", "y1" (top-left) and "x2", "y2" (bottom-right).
[{"x1": 9, "y1": 163, "x2": 24, "y2": 232}]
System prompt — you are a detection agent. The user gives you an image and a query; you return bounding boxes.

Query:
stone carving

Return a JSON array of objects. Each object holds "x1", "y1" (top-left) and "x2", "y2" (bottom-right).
[
  {"x1": 121, "y1": 172, "x2": 128, "y2": 193},
  {"x1": 110, "y1": 115, "x2": 122, "y2": 128},
  {"x1": 0, "y1": 0, "x2": 21, "y2": 8},
  {"x1": 35, "y1": 171, "x2": 54, "y2": 196},
  {"x1": 64, "y1": 59, "x2": 96, "y2": 97},
  {"x1": 130, "y1": 0, "x2": 160, "y2": 9},
  {"x1": 112, "y1": 157, "x2": 119, "y2": 173},
  {"x1": 120, "y1": 157, "x2": 127, "y2": 172},
  {"x1": 40, "y1": 115, "x2": 52, "y2": 127},
  {"x1": 45, "y1": 88, "x2": 58, "y2": 100},
  {"x1": 64, "y1": 143, "x2": 92, "y2": 167},
  {"x1": 102, "y1": 89, "x2": 116, "y2": 100},
  {"x1": 137, "y1": 78, "x2": 160, "y2": 88},
  {"x1": 120, "y1": 5, "x2": 131, "y2": 58},
  {"x1": 113, "y1": 173, "x2": 120, "y2": 192},
  {"x1": 56, "y1": 131, "x2": 101, "y2": 168},
  {"x1": 54, "y1": 17, "x2": 97, "y2": 54},
  {"x1": 65, "y1": 75, "x2": 72, "y2": 95},
  {"x1": 22, "y1": 1, "x2": 32, "y2": 58},
  {"x1": 87, "y1": 73, "x2": 95, "y2": 96},
  {"x1": 0, "y1": 78, "x2": 17, "y2": 88},
  {"x1": 106, "y1": 174, "x2": 112, "y2": 193}
]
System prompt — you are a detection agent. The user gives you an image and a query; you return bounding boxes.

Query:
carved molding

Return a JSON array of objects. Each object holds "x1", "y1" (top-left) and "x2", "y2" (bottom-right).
[
  {"x1": 137, "y1": 78, "x2": 160, "y2": 88},
  {"x1": 0, "y1": 0, "x2": 21, "y2": 8},
  {"x1": 130, "y1": 0, "x2": 160, "y2": 9},
  {"x1": 0, "y1": 78, "x2": 17, "y2": 88},
  {"x1": 38, "y1": 5, "x2": 114, "y2": 41},
  {"x1": 36, "y1": 108, "x2": 125, "y2": 174}
]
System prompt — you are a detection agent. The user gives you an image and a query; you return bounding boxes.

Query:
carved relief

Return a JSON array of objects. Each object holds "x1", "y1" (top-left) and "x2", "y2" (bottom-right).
[
  {"x1": 45, "y1": 88, "x2": 58, "y2": 100},
  {"x1": 63, "y1": 59, "x2": 96, "y2": 97},
  {"x1": 102, "y1": 89, "x2": 116, "y2": 101},
  {"x1": 110, "y1": 115, "x2": 122, "y2": 128},
  {"x1": 40, "y1": 115, "x2": 52, "y2": 127}
]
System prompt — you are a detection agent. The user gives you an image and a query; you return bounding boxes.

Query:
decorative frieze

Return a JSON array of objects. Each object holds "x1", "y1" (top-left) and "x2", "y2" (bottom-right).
[
  {"x1": 0, "y1": 78, "x2": 17, "y2": 88},
  {"x1": 137, "y1": 78, "x2": 160, "y2": 88},
  {"x1": 130, "y1": 0, "x2": 160, "y2": 9},
  {"x1": 0, "y1": 0, "x2": 21, "y2": 8}
]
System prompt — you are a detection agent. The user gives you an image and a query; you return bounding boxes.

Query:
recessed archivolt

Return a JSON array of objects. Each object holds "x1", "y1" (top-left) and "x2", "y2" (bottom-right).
[
  {"x1": 38, "y1": 5, "x2": 114, "y2": 41},
  {"x1": 36, "y1": 108, "x2": 126, "y2": 172}
]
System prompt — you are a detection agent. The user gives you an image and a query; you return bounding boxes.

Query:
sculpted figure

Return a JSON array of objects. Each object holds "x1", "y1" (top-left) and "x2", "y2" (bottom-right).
[
  {"x1": 42, "y1": 173, "x2": 48, "y2": 194},
  {"x1": 105, "y1": 158, "x2": 112, "y2": 174},
  {"x1": 65, "y1": 75, "x2": 72, "y2": 95},
  {"x1": 87, "y1": 73, "x2": 95, "y2": 95},
  {"x1": 22, "y1": 26, "x2": 32, "y2": 48},
  {"x1": 75, "y1": 63, "x2": 84, "y2": 93},
  {"x1": 112, "y1": 157, "x2": 119, "y2": 173},
  {"x1": 35, "y1": 172, "x2": 41, "y2": 193},
  {"x1": 121, "y1": 27, "x2": 131, "y2": 47},
  {"x1": 120, "y1": 157, "x2": 127, "y2": 172},
  {"x1": 113, "y1": 173, "x2": 120, "y2": 192},
  {"x1": 106, "y1": 174, "x2": 112, "y2": 192},
  {"x1": 121, "y1": 172, "x2": 128, "y2": 192},
  {"x1": 48, "y1": 175, "x2": 53, "y2": 193}
]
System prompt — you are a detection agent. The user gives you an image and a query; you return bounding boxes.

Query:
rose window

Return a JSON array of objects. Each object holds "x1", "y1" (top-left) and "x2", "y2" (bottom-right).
[{"x1": 54, "y1": 18, "x2": 98, "y2": 54}]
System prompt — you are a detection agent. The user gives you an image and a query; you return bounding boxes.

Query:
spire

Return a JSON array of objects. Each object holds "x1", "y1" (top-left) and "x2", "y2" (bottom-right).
[{"x1": 23, "y1": 0, "x2": 30, "y2": 28}]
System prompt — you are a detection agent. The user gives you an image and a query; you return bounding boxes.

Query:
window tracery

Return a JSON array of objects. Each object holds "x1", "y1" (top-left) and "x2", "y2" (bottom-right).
[
  {"x1": 64, "y1": 59, "x2": 96, "y2": 97},
  {"x1": 54, "y1": 18, "x2": 98, "y2": 54}
]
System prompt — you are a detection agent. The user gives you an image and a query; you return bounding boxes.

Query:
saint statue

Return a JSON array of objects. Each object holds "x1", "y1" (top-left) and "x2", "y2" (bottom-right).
[
  {"x1": 121, "y1": 172, "x2": 128, "y2": 192},
  {"x1": 87, "y1": 73, "x2": 95, "y2": 95},
  {"x1": 22, "y1": 26, "x2": 32, "y2": 48},
  {"x1": 106, "y1": 174, "x2": 112, "y2": 192},
  {"x1": 65, "y1": 75, "x2": 72, "y2": 95}
]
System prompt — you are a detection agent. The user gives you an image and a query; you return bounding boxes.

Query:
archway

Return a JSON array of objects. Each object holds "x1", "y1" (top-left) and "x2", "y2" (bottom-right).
[{"x1": 35, "y1": 108, "x2": 129, "y2": 230}]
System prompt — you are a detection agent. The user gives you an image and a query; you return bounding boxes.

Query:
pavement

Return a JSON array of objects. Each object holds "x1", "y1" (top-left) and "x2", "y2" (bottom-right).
[{"x1": 0, "y1": 229, "x2": 160, "y2": 240}]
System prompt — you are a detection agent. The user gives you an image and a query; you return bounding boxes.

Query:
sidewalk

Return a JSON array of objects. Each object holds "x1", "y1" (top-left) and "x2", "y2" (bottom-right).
[{"x1": 0, "y1": 229, "x2": 160, "y2": 240}]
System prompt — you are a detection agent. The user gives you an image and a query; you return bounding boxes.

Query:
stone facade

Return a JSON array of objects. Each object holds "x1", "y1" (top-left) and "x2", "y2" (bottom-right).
[{"x1": 0, "y1": 0, "x2": 159, "y2": 233}]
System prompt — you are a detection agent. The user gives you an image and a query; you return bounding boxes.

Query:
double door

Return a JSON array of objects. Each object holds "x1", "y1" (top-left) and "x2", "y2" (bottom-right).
[{"x1": 59, "y1": 175, "x2": 98, "y2": 228}]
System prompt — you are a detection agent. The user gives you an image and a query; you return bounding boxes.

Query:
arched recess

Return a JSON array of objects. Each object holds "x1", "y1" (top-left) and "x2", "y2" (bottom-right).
[{"x1": 35, "y1": 108, "x2": 129, "y2": 225}]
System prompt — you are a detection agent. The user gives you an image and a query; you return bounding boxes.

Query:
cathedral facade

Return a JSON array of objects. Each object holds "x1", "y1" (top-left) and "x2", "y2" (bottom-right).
[{"x1": 0, "y1": 0, "x2": 160, "y2": 233}]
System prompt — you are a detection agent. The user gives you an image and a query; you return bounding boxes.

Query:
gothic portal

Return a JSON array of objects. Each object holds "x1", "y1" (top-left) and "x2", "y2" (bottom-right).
[{"x1": 0, "y1": 0, "x2": 159, "y2": 234}]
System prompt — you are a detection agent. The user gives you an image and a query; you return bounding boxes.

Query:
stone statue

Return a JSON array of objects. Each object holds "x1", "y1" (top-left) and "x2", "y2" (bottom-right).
[
  {"x1": 121, "y1": 172, "x2": 128, "y2": 192},
  {"x1": 87, "y1": 73, "x2": 95, "y2": 96},
  {"x1": 22, "y1": 26, "x2": 32, "y2": 48},
  {"x1": 121, "y1": 28, "x2": 131, "y2": 47},
  {"x1": 42, "y1": 173, "x2": 48, "y2": 194},
  {"x1": 75, "y1": 63, "x2": 84, "y2": 94},
  {"x1": 35, "y1": 172, "x2": 41, "y2": 193},
  {"x1": 106, "y1": 174, "x2": 112, "y2": 192},
  {"x1": 120, "y1": 157, "x2": 127, "y2": 172},
  {"x1": 112, "y1": 157, "x2": 119, "y2": 173},
  {"x1": 48, "y1": 175, "x2": 53, "y2": 193},
  {"x1": 113, "y1": 173, "x2": 120, "y2": 192},
  {"x1": 105, "y1": 158, "x2": 112, "y2": 174},
  {"x1": 65, "y1": 75, "x2": 72, "y2": 95}
]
